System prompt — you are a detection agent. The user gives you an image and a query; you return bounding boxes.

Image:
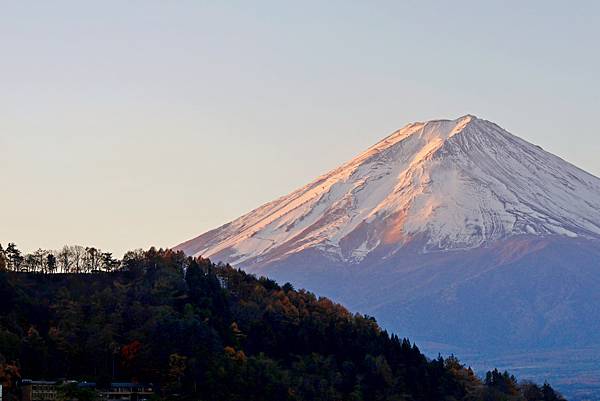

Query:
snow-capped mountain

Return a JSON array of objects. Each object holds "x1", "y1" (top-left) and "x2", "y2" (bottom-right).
[
  {"x1": 178, "y1": 115, "x2": 600, "y2": 398},
  {"x1": 177, "y1": 115, "x2": 600, "y2": 265}
]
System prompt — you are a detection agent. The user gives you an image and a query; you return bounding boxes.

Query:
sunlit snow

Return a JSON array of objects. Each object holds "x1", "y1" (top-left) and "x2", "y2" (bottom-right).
[{"x1": 178, "y1": 115, "x2": 600, "y2": 265}]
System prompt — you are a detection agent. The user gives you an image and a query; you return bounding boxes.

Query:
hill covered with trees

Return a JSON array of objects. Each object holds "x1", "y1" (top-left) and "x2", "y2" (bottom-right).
[{"x1": 0, "y1": 244, "x2": 565, "y2": 401}]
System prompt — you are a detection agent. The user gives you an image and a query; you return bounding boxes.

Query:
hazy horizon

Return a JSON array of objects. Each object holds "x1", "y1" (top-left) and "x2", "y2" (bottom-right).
[{"x1": 2, "y1": 1, "x2": 599, "y2": 257}]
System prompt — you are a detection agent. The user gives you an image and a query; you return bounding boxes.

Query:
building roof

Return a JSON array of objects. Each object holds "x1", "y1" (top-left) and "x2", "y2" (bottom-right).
[
  {"x1": 21, "y1": 380, "x2": 58, "y2": 385},
  {"x1": 110, "y1": 383, "x2": 152, "y2": 388}
]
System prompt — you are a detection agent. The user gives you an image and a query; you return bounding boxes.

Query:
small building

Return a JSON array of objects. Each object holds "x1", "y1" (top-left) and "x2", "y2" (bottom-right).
[
  {"x1": 100, "y1": 383, "x2": 153, "y2": 401},
  {"x1": 19, "y1": 380, "x2": 154, "y2": 401},
  {"x1": 20, "y1": 381, "x2": 58, "y2": 401}
]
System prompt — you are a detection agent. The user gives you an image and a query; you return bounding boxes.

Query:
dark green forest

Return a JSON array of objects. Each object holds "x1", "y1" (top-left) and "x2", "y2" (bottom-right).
[{"x1": 0, "y1": 244, "x2": 565, "y2": 401}]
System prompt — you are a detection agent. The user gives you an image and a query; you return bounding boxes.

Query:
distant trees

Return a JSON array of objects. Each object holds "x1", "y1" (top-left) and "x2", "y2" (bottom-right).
[
  {"x1": 520, "y1": 381, "x2": 566, "y2": 401},
  {"x1": 47, "y1": 253, "x2": 57, "y2": 274},
  {"x1": 485, "y1": 368, "x2": 519, "y2": 395},
  {"x1": 3, "y1": 243, "x2": 23, "y2": 271},
  {"x1": 0, "y1": 243, "x2": 122, "y2": 274},
  {"x1": 0, "y1": 244, "x2": 5, "y2": 271},
  {"x1": 100, "y1": 251, "x2": 119, "y2": 272}
]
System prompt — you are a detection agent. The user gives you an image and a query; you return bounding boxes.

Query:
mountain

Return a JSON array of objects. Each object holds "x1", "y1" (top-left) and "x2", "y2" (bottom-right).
[
  {"x1": 176, "y1": 115, "x2": 600, "y2": 397},
  {"x1": 178, "y1": 115, "x2": 600, "y2": 265}
]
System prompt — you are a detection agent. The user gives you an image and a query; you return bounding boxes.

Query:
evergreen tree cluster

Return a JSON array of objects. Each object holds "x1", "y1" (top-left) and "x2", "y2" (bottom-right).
[{"x1": 0, "y1": 244, "x2": 565, "y2": 401}]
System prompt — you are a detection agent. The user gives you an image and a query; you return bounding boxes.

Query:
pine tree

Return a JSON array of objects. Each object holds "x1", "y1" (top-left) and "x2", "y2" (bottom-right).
[{"x1": 5, "y1": 243, "x2": 23, "y2": 271}]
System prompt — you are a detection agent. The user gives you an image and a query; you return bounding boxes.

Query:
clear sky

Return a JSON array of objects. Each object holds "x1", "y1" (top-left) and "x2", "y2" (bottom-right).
[{"x1": 2, "y1": 1, "x2": 599, "y2": 257}]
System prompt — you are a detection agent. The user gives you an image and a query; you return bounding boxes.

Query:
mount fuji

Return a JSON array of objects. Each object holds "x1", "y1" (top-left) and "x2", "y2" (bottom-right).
[
  {"x1": 178, "y1": 115, "x2": 600, "y2": 266},
  {"x1": 176, "y1": 115, "x2": 600, "y2": 386}
]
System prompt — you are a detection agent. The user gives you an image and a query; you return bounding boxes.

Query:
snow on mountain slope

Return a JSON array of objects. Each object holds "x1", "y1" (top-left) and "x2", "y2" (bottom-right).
[{"x1": 176, "y1": 115, "x2": 600, "y2": 265}]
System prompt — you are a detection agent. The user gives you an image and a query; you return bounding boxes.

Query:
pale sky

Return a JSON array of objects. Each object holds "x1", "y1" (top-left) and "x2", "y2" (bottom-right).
[{"x1": 1, "y1": 1, "x2": 599, "y2": 257}]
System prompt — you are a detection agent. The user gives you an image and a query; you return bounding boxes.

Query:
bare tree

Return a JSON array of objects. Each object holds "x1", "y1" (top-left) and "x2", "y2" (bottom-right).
[
  {"x1": 70, "y1": 245, "x2": 86, "y2": 273},
  {"x1": 33, "y1": 248, "x2": 48, "y2": 273},
  {"x1": 85, "y1": 247, "x2": 101, "y2": 272},
  {"x1": 57, "y1": 246, "x2": 73, "y2": 273}
]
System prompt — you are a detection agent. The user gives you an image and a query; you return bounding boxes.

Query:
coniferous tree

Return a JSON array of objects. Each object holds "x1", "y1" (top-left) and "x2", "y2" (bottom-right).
[{"x1": 5, "y1": 243, "x2": 23, "y2": 271}]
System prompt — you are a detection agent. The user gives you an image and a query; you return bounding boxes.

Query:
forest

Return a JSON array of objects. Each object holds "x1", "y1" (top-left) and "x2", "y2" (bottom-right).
[{"x1": 0, "y1": 243, "x2": 565, "y2": 401}]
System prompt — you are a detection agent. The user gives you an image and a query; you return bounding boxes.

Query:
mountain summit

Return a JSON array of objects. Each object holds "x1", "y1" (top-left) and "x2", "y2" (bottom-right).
[{"x1": 177, "y1": 115, "x2": 600, "y2": 265}]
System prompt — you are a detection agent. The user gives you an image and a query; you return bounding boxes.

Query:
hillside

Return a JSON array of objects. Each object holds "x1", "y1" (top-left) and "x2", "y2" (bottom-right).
[{"x1": 0, "y1": 246, "x2": 564, "y2": 401}]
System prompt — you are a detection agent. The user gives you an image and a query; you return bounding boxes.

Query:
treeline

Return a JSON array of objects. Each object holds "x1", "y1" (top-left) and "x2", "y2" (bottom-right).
[
  {"x1": 0, "y1": 246, "x2": 565, "y2": 401},
  {"x1": 0, "y1": 243, "x2": 120, "y2": 274}
]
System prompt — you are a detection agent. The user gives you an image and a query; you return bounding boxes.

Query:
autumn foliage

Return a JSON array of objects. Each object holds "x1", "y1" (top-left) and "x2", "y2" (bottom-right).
[{"x1": 0, "y1": 246, "x2": 565, "y2": 401}]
